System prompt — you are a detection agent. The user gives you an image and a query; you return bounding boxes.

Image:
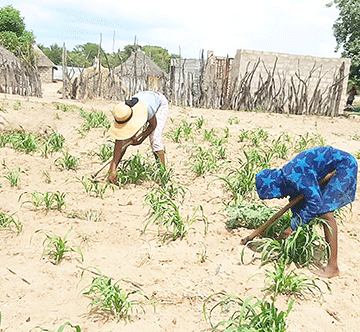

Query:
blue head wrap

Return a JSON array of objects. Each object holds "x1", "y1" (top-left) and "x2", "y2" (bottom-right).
[{"x1": 255, "y1": 169, "x2": 284, "y2": 199}]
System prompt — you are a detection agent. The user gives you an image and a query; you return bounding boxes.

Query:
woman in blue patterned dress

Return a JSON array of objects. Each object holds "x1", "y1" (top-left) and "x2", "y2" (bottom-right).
[{"x1": 256, "y1": 146, "x2": 358, "y2": 278}]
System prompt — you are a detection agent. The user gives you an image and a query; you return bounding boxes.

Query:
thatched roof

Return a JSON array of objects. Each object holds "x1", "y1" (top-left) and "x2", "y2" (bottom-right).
[
  {"x1": 33, "y1": 44, "x2": 56, "y2": 68},
  {"x1": 0, "y1": 44, "x2": 20, "y2": 63},
  {"x1": 115, "y1": 51, "x2": 165, "y2": 77}
]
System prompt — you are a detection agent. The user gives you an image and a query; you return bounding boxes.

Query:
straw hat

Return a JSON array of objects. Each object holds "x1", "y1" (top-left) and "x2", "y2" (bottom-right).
[{"x1": 108, "y1": 100, "x2": 147, "y2": 140}]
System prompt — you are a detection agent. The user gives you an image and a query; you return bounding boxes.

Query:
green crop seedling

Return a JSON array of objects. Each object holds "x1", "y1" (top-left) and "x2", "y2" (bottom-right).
[
  {"x1": 262, "y1": 260, "x2": 331, "y2": 299},
  {"x1": 0, "y1": 211, "x2": 22, "y2": 233},
  {"x1": 83, "y1": 272, "x2": 154, "y2": 322},
  {"x1": 55, "y1": 150, "x2": 79, "y2": 170},
  {"x1": 203, "y1": 292, "x2": 293, "y2": 332},
  {"x1": 35, "y1": 227, "x2": 83, "y2": 265}
]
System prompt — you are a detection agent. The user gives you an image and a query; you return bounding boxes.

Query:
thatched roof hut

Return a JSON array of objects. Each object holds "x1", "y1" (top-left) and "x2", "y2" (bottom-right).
[
  {"x1": 114, "y1": 51, "x2": 167, "y2": 95},
  {"x1": 0, "y1": 45, "x2": 42, "y2": 97},
  {"x1": 33, "y1": 44, "x2": 57, "y2": 83}
]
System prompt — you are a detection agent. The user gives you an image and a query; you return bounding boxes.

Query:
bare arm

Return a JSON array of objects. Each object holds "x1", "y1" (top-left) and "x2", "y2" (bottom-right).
[
  {"x1": 131, "y1": 116, "x2": 157, "y2": 145},
  {"x1": 107, "y1": 139, "x2": 131, "y2": 183}
]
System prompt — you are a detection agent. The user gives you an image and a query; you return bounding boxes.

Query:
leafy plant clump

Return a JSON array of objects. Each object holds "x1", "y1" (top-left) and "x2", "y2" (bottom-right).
[
  {"x1": 83, "y1": 273, "x2": 154, "y2": 322},
  {"x1": 226, "y1": 202, "x2": 291, "y2": 238},
  {"x1": 203, "y1": 292, "x2": 293, "y2": 332}
]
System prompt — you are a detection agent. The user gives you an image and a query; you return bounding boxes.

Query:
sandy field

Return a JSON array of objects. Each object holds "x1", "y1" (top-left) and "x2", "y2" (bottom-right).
[{"x1": 0, "y1": 82, "x2": 360, "y2": 331}]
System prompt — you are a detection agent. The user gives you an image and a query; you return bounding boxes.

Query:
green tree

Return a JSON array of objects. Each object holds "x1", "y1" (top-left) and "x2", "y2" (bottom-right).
[
  {"x1": 327, "y1": 0, "x2": 360, "y2": 86},
  {"x1": 0, "y1": 5, "x2": 35, "y2": 61},
  {"x1": 142, "y1": 45, "x2": 171, "y2": 72},
  {"x1": 0, "y1": 5, "x2": 25, "y2": 36}
]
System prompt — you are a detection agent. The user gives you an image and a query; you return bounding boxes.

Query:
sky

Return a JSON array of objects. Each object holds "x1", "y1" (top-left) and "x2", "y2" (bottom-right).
[{"x1": 4, "y1": 0, "x2": 341, "y2": 59}]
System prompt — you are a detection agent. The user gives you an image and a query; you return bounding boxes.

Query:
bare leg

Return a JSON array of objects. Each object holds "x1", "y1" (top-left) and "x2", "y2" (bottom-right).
[
  {"x1": 314, "y1": 212, "x2": 340, "y2": 278},
  {"x1": 154, "y1": 150, "x2": 166, "y2": 166}
]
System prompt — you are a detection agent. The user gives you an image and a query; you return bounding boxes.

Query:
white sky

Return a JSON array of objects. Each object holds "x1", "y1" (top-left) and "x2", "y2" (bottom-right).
[{"x1": 5, "y1": 0, "x2": 341, "y2": 59}]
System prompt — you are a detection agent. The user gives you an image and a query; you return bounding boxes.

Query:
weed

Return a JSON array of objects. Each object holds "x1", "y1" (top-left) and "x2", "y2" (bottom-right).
[
  {"x1": 226, "y1": 202, "x2": 291, "y2": 238},
  {"x1": 42, "y1": 170, "x2": 52, "y2": 184},
  {"x1": 67, "y1": 209, "x2": 103, "y2": 222},
  {"x1": 55, "y1": 150, "x2": 79, "y2": 170},
  {"x1": 35, "y1": 227, "x2": 83, "y2": 265},
  {"x1": 83, "y1": 272, "x2": 154, "y2": 322},
  {"x1": 203, "y1": 292, "x2": 293, "y2": 332},
  {"x1": 0, "y1": 211, "x2": 22, "y2": 233}
]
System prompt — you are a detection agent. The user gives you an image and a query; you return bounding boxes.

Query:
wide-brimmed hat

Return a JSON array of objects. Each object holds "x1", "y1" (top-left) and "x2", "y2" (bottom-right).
[{"x1": 108, "y1": 100, "x2": 147, "y2": 140}]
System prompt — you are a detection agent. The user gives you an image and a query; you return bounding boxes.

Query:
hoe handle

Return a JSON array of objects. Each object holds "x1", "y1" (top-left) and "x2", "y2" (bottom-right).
[
  {"x1": 240, "y1": 170, "x2": 336, "y2": 245},
  {"x1": 91, "y1": 139, "x2": 133, "y2": 179}
]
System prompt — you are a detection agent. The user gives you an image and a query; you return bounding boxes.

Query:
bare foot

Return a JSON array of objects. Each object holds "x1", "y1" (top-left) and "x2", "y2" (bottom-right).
[{"x1": 312, "y1": 265, "x2": 340, "y2": 279}]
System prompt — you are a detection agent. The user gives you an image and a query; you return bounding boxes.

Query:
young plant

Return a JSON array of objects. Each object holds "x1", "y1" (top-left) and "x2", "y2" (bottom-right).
[
  {"x1": 0, "y1": 211, "x2": 22, "y2": 233},
  {"x1": 144, "y1": 182, "x2": 207, "y2": 242},
  {"x1": 93, "y1": 142, "x2": 114, "y2": 163},
  {"x1": 80, "y1": 108, "x2": 111, "y2": 132},
  {"x1": 41, "y1": 130, "x2": 65, "y2": 157},
  {"x1": 203, "y1": 292, "x2": 293, "y2": 332},
  {"x1": 4, "y1": 166, "x2": 24, "y2": 187},
  {"x1": 262, "y1": 260, "x2": 331, "y2": 299},
  {"x1": 188, "y1": 146, "x2": 228, "y2": 177},
  {"x1": 35, "y1": 227, "x2": 83, "y2": 265},
  {"x1": 55, "y1": 150, "x2": 79, "y2": 170},
  {"x1": 83, "y1": 272, "x2": 154, "y2": 322},
  {"x1": 243, "y1": 219, "x2": 329, "y2": 267},
  {"x1": 20, "y1": 191, "x2": 66, "y2": 212},
  {"x1": 35, "y1": 321, "x2": 82, "y2": 332},
  {"x1": 75, "y1": 175, "x2": 114, "y2": 198}
]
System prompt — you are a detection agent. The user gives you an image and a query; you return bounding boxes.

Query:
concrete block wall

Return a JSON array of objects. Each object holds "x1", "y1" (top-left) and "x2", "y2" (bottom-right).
[{"x1": 230, "y1": 49, "x2": 350, "y2": 112}]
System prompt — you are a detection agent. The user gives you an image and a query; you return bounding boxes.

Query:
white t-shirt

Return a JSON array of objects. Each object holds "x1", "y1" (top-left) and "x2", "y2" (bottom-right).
[{"x1": 133, "y1": 91, "x2": 163, "y2": 120}]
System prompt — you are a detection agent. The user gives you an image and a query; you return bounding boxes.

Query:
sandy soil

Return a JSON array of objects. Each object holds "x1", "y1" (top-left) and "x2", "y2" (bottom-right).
[{"x1": 0, "y1": 82, "x2": 360, "y2": 331}]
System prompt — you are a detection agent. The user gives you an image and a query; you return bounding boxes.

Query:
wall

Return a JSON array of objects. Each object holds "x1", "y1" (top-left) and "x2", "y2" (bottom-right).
[{"x1": 230, "y1": 49, "x2": 350, "y2": 113}]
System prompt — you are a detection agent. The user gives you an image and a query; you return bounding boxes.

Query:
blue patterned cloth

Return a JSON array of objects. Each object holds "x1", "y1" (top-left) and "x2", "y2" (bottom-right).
[{"x1": 256, "y1": 146, "x2": 358, "y2": 230}]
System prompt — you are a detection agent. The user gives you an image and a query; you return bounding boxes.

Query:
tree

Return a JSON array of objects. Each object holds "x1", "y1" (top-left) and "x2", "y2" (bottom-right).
[
  {"x1": 327, "y1": 0, "x2": 360, "y2": 86},
  {"x1": 142, "y1": 45, "x2": 171, "y2": 72},
  {"x1": 0, "y1": 5, "x2": 35, "y2": 61},
  {"x1": 0, "y1": 5, "x2": 25, "y2": 36}
]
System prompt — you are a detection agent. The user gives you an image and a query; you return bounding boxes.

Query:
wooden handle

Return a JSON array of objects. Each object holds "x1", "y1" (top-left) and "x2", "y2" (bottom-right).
[{"x1": 240, "y1": 170, "x2": 336, "y2": 245}]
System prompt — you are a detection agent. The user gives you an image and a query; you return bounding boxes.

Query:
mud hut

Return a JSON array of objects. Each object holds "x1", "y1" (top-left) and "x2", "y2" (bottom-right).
[
  {"x1": 0, "y1": 45, "x2": 41, "y2": 97},
  {"x1": 115, "y1": 51, "x2": 167, "y2": 96}
]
